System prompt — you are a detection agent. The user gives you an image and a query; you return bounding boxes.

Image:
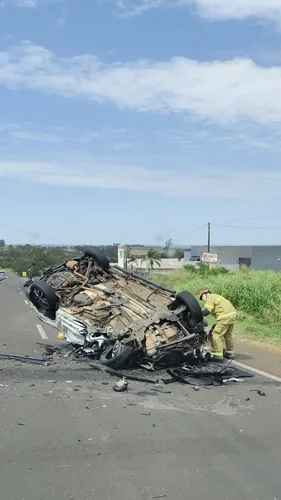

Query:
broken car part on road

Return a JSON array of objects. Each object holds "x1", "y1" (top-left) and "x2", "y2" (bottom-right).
[
  {"x1": 25, "y1": 247, "x2": 211, "y2": 371},
  {"x1": 0, "y1": 353, "x2": 49, "y2": 365}
]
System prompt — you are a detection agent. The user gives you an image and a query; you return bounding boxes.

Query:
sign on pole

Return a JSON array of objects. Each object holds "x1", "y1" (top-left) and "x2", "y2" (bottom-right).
[{"x1": 201, "y1": 252, "x2": 218, "y2": 264}]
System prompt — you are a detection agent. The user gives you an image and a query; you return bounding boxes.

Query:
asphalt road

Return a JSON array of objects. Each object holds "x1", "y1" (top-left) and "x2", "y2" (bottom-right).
[{"x1": 0, "y1": 276, "x2": 281, "y2": 500}]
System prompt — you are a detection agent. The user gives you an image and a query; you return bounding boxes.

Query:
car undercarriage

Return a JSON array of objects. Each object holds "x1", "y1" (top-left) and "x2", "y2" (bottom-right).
[{"x1": 26, "y1": 248, "x2": 209, "y2": 370}]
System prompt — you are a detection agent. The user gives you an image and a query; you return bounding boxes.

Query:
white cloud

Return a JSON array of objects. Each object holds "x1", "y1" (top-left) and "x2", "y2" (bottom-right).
[
  {"x1": 164, "y1": 125, "x2": 281, "y2": 152},
  {"x1": 112, "y1": 142, "x2": 132, "y2": 149},
  {"x1": 2, "y1": 42, "x2": 281, "y2": 126},
  {"x1": 0, "y1": 123, "x2": 67, "y2": 142},
  {"x1": 6, "y1": 0, "x2": 38, "y2": 6},
  {"x1": 19, "y1": 0, "x2": 37, "y2": 6},
  {"x1": 115, "y1": 0, "x2": 164, "y2": 17},
  {"x1": 11, "y1": 130, "x2": 66, "y2": 142},
  {"x1": 115, "y1": 0, "x2": 281, "y2": 23},
  {"x1": 4, "y1": 0, "x2": 63, "y2": 7},
  {"x1": 0, "y1": 122, "x2": 105, "y2": 143},
  {"x1": 0, "y1": 159, "x2": 281, "y2": 201},
  {"x1": 187, "y1": 0, "x2": 281, "y2": 22}
]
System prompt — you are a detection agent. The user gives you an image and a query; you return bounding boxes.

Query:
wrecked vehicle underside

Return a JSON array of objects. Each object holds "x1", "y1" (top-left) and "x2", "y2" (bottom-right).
[{"x1": 26, "y1": 248, "x2": 210, "y2": 370}]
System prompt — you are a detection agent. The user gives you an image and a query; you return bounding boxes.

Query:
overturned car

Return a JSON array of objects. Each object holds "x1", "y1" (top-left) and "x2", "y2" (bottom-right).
[{"x1": 26, "y1": 248, "x2": 209, "y2": 370}]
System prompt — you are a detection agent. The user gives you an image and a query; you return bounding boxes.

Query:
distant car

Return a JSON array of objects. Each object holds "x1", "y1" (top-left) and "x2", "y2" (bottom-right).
[{"x1": 0, "y1": 270, "x2": 7, "y2": 281}]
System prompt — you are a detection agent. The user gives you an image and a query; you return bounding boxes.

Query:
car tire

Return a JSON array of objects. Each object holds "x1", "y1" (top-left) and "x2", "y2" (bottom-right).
[
  {"x1": 100, "y1": 341, "x2": 133, "y2": 369},
  {"x1": 175, "y1": 291, "x2": 203, "y2": 328},
  {"x1": 84, "y1": 247, "x2": 110, "y2": 271},
  {"x1": 29, "y1": 280, "x2": 60, "y2": 317}
]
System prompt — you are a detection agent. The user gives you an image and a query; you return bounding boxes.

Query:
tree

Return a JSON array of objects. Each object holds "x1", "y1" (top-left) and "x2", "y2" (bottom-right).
[
  {"x1": 175, "y1": 248, "x2": 184, "y2": 261},
  {"x1": 165, "y1": 238, "x2": 173, "y2": 249},
  {"x1": 0, "y1": 244, "x2": 71, "y2": 276},
  {"x1": 163, "y1": 238, "x2": 173, "y2": 257},
  {"x1": 126, "y1": 246, "x2": 138, "y2": 270},
  {"x1": 147, "y1": 248, "x2": 161, "y2": 269},
  {"x1": 0, "y1": 239, "x2": 5, "y2": 248}
]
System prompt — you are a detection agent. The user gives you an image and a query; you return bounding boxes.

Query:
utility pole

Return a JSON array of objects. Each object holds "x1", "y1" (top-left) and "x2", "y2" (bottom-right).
[{"x1": 207, "y1": 222, "x2": 211, "y2": 253}]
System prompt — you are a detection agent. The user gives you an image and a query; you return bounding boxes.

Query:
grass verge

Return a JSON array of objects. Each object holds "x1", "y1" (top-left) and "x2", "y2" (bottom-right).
[
  {"x1": 2, "y1": 268, "x2": 18, "y2": 276},
  {"x1": 151, "y1": 265, "x2": 281, "y2": 346}
]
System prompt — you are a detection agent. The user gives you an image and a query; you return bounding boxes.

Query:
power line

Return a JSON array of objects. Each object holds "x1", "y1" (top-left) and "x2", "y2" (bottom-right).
[
  {"x1": 213, "y1": 224, "x2": 281, "y2": 230},
  {"x1": 175, "y1": 224, "x2": 208, "y2": 242},
  {"x1": 0, "y1": 222, "x2": 31, "y2": 235}
]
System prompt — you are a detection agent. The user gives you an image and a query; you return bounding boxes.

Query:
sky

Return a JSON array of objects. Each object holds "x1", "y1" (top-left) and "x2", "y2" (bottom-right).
[{"x1": 1, "y1": 1, "x2": 281, "y2": 246}]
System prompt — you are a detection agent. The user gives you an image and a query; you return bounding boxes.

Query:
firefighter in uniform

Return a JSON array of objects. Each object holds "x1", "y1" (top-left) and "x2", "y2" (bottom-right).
[{"x1": 199, "y1": 290, "x2": 236, "y2": 361}]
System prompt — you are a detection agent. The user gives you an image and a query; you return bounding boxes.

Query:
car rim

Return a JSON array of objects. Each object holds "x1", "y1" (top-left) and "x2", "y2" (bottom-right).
[
  {"x1": 111, "y1": 341, "x2": 122, "y2": 358},
  {"x1": 32, "y1": 288, "x2": 50, "y2": 310}
]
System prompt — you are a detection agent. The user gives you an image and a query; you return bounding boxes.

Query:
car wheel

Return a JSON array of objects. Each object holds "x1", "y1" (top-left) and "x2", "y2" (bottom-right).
[
  {"x1": 100, "y1": 341, "x2": 133, "y2": 369},
  {"x1": 84, "y1": 248, "x2": 110, "y2": 272},
  {"x1": 175, "y1": 290, "x2": 203, "y2": 328},
  {"x1": 30, "y1": 280, "x2": 59, "y2": 318}
]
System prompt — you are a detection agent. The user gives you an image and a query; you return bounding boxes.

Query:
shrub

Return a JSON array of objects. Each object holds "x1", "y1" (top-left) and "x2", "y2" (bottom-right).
[{"x1": 152, "y1": 268, "x2": 281, "y2": 329}]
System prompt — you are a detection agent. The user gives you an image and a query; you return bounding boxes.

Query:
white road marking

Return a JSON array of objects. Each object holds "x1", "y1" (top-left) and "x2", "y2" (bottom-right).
[
  {"x1": 24, "y1": 300, "x2": 29, "y2": 305},
  {"x1": 233, "y1": 360, "x2": 281, "y2": 384},
  {"x1": 36, "y1": 324, "x2": 48, "y2": 340}
]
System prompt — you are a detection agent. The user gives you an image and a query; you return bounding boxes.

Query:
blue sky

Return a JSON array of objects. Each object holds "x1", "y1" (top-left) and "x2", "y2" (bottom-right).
[{"x1": 1, "y1": 0, "x2": 281, "y2": 246}]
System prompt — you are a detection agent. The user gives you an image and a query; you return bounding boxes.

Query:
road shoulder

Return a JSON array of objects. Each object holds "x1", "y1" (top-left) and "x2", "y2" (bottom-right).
[{"x1": 235, "y1": 340, "x2": 281, "y2": 379}]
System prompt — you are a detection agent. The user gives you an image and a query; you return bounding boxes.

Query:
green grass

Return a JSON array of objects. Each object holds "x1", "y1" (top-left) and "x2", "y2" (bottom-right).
[
  {"x1": 2, "y1": 267, "x2": 17, "y2": 276},
  {"x1": 152, "y1": 265, "x2": 281, "y2": 345}
]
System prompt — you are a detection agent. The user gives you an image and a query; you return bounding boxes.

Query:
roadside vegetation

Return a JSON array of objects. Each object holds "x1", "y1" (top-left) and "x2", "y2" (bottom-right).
[
  {"x1": 0, "y1": 244, "x2": 119, "y2": 276},
  {"x1": 0, "y1": 240, "x2": 185, "y2": 277},
  {"x1": 152, "y1": 263, "x2": 281, "y2": 345}
]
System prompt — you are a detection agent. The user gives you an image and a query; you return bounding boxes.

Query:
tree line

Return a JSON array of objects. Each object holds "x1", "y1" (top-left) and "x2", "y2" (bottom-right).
[{"x1": 0, "y1": 241, "x2": 187, "y2": 276}]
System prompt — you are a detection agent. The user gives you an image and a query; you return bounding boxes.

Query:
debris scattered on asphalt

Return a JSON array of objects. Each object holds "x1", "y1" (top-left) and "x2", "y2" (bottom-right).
[
  {"x1": 0, "y1": 353, "x2": 49, "y2": 365},
  {"x1": 166, "y1": 363, "x2": 253, "y2": 386},
  {"x1": 250, "y1": 389, "x2": 266, "y2": 396},
  {"x1": 17, "y1": 422, "x2": 25, "y2": 426},
  {"x1": 153, "y1": 495, "x2": 167, "y2": 499},
  {"x1": 193, "y1": 386, "x2": 200, "y2": 391},
  {"x1": 113, "y1": 378, "x2": 128, "y2": 392},
  {"x1": 245, "y1": 397, "x2": 251, "y2": 401},
  {"x1": 223, "y1": 378, "x2": 244, "y2": 384},
  {"x1": 154, "y1": 388, "x2": 172, "y2": 394},
  {"x1": 89, "y1": 362, "x2": 159, "y2": 384}
]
